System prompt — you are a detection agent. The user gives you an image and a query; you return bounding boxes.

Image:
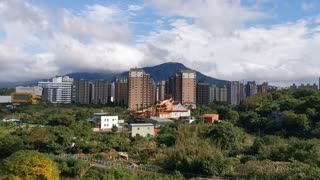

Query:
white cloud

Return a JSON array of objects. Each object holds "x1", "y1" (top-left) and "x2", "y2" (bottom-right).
[
  {"x1": 59, "y1": 5, "x2": 130, "y2": 42},
  {"x1": 0, "y1": 44, "x2": 58, "y2": 82},
  {"x1": 141, "y1": 19, "x2": 320, "y2": 84},
  {"x1": 145, "y1": 0, "x2": 266, "y2": 35},
  {"x1": 128, "y1": 4, "x2": 143, "y2": 11},
  {"x1": 0, "y1": 0, "x2": 141, "y2": 82},
  {"x1": 0, "y1": 0, "x2": 320, "y2": 87},
  {"x1": 301, "y1": 3, "x2": 314, "y2": 11},
  {"x1": 49, "y1": 33, "x2": 144, "y2": 73},
  {"x1": 0, "y1": 0, "x2": 49, "y2": 47}
]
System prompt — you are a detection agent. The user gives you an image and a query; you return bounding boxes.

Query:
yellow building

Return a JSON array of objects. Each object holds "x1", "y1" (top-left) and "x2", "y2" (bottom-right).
[{"x1": 11, "y1": 93, "x2": 41, "y2": 104}]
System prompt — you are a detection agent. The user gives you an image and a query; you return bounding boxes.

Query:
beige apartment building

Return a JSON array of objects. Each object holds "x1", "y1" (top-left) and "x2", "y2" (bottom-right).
[
  {"x1": 128, "y1": 68, "x2": 155, "y2": 110},
  {"x1": 171, "y1": 70, "x2": 196, "y2": 106}
]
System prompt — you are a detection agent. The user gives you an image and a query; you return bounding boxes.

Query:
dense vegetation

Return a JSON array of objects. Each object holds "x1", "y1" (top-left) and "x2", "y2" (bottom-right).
[{"x1": 1, "y1": 89, "x2": 320, "y2": 179}]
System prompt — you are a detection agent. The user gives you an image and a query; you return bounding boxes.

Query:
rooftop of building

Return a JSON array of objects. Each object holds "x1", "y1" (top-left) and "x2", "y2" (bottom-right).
[
  {"x1": 156, "y1": 98, "x2": 189, "y2": 112},
  {"x1": 148, "y1": 117, "x2": 174, "y2": 123},
  {"x1": 180, "y1": 69, "x2": 195, "y2": 73},
  {"x1": 130, "y1": 68, "x2": 144, "y2": 72},
  {"x1": 201, "y1": 114, "x2": 219, "y2": 118},
  {"x1": 130, "y1": 123, "x2": 154, "y2": 127},
  {"x1": 197, "y1": 82, "x2": 210, "y2": 85},
  {"x1": 93, "y1": 112, "x2": 110, "y2": 116}
]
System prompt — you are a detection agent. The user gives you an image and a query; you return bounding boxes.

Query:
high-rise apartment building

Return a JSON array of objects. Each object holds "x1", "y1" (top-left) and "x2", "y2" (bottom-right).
[
  {"x1": 89, "y1": 81, "x2": 95, "y2": 104},
  {"x1": 299, "y1": 83, "x2": 318, "y2": 90},
  {"x1": 156, "y1": 80, "x2": 166, "y2": 102},
  {"x1": 93, "y1": 80, "x2": 108, "y2": 104},
  {"x1": 75, "y1": 79, "x2": 90, "y2": 104},
  {"x1": 210, "y1": 85, "x2": 228, "y2": 103},
  {"x1": 209, "y1": 85, "x2": 220, "y2": 103},
  {"x1": 38, "y1": 76, "x2": 74, "y2": 104},
  {"x1": 197, "y1": 83, "x2": 209, "y2": 104},
  {"x1": 245, "y1": 81, "x2": 257, "y2": 97},
  {"x1": 170, "y1": 70, "x2": 196, "y2": 107},
  {"x1": 128, "y1": 68, "x2": 155, "y2": 110},
  {"x1": 289, "y1": 83, "x2": 318, "y2": 90},
  {"x1": 108, "y1": 82, "x2": 115, "y2": 103},
  {"x1": 228, "y1": 81, "x2": 245, "y2": 105},
  {"x1": 165, "y1": 76, "x2": 175, "y2": 99},
  {"x1": 115, "y1": 77, "x2": 128, "y2": 106},
  {"x1": 219, "y1": 85, "x2": 228, "y2": 103},
  {"x1": 257, "y1": 82, "x2": 268, "y2": 94}
]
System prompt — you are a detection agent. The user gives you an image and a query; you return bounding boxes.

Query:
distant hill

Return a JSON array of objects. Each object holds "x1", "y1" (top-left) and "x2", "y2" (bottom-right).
[
  {"x1": 119, "y1": 62, "x2": 228, "y2": 85},
  {"x1": 0, "y1": 80, "x2": 39, "y2": 88},
  {"x1": 0, "y1": 62, "x2": 229, "y2": 88}
]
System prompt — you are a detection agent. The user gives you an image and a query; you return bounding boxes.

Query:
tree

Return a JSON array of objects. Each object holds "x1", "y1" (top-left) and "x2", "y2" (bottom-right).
[
  {"x1": 0, "y1": 134, "x2": 24, "y2": 159},
  {"x1": 156, "y1": 126, "x2": 177, "y2": 146},
  {"x1": 237, "y1": 111, "x2": 270, "y2": 135},
  {"x1": 1, "y1": 150, "x2": 60, "y2": 179},
  {"x1": 224, "y1": 110, "x2": 239, "y2": 124},
  {"x1": 48, "y1": 114, "x2": 75, "y2": 126},
  {"x1": 206, "y1": 121, "x2": 247, "y2": 154},
  {"x1": 55, "y1": 157, "x2": 89, "y2": 178},
  {"x1": 252, "y1": 136, "x2": 288, "y2": 161},
  {"x1": 48, "y1": 126, "x2": 75, "y2": 154},
  {"x1": 163, "y1": 124, "x2": 230, "y2": 176},
  {"x1": 111, "y1": 125, "x2": 118, "y2": 133},
  {"x1": 75, "y1": 110, "x2": 91, "y2": 121},
  {"x1": 282, "y1": 111, "x2": 311, "y2": 136},
  {"x1": 23, "y1": 127, "x2": 49, "y2": 152}
]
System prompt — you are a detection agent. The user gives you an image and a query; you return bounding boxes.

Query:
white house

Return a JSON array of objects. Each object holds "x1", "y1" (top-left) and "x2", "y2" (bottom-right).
[
  {"x1": 92, "y1": 113, "x2": 119, "y2": 130},
  {"x1": 100, "y1": 116, "x2": 118, "y2": 129}
]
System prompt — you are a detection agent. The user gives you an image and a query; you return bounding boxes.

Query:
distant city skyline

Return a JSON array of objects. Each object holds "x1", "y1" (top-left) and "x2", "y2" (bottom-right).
[{"x1": 1, "y1": 0, "x2": 320, "y2": 85}]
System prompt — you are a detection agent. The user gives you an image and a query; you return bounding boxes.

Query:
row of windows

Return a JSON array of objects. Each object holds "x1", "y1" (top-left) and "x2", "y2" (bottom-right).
[
  {"x1": 136, "y1": 127, "x2": 151, "y2": 130},
  {"x1": 104, "y1": 119, "x2": 117, "y2": 122},
  {"x1": 103, "y1": 124, "x2": 117, "y2": 127}
]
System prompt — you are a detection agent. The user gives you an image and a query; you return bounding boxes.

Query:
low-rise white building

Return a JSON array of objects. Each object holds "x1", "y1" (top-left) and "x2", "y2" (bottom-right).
[
  {"x1": 16, "y1": 86, "x2": 43, "y2": 96},
  {"x1": 92, "y1": 113, "x2": 119, "y2": 130},
  {"x1": 0, "y1": 96, "x2": 11, "y2": 103},
  {"x1": 129, "y1": 124, "x2": 154, "y2": 137}
]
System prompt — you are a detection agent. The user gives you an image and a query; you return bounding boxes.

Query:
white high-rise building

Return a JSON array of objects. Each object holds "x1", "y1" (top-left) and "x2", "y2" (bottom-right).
[{"x1": 38, "y1": 76, "x2": 74, "y2": 104}]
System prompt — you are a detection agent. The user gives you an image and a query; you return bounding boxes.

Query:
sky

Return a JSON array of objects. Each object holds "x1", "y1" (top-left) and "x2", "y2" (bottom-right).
[{"x1": 1, "y1": 0, "x2": 320, "y2": 86}]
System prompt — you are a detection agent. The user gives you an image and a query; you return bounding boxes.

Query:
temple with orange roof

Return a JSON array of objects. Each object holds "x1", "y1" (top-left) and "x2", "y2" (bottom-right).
[{"x1": 154, "y1": 98, "x2": 191, "y2": 119}]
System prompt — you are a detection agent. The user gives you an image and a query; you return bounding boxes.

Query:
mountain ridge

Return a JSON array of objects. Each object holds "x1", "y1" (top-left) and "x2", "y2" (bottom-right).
[{"x1": 0, "y1": 62, "x2": 229, "y2": 88}]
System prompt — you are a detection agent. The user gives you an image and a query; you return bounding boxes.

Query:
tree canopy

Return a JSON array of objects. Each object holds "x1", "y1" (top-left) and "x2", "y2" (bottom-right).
[{"x1": 1, "y1": 150, "x2": 60, "y2": 179}]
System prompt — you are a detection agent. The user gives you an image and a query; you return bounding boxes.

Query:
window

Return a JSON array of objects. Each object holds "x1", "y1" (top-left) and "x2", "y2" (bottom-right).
[
  {"x1": 137, "y1": 128, "x2": 140, "y2": 130},
  {"x1": 107, "y1": 124, "x2": 109, "y2": 126},
  {"x1": 104, "y1": 124, "x2": 106, "y2": 127}
]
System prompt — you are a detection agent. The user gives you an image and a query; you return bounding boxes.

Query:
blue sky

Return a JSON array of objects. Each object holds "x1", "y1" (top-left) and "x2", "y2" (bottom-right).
[{"x1": 1, "y1": 0, "x2": 320, "y2": 86}]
